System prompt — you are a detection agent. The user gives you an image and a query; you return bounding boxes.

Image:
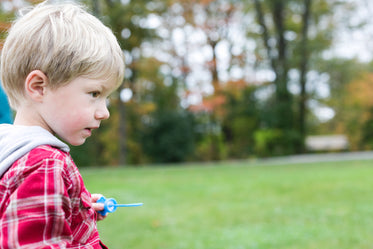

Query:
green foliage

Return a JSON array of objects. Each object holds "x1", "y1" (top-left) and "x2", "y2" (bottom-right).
[
  {"x1": 254, "y1": 129, "x2": 282, "y2": 157},
  {"x1": 359, "y1": 107, "x2": 373, "y2": 150},
  {"x1": 226, "y1": 116, "x2": 256, "y2": 156},
  {"x1": 254, "y1": 129, "x2": 302, "y2": 157},
  {"x1": 70, "y1": 135, "x2": 102, "y2": 167},
  {"x1": 194, "y1": 132, "x2": 227, "y2": 161},
  {"x1": 141, "y1": 111, "x2": 196, "y2": 163},
  {"x1": 127, "y1": 56, "x2": 198, "y2": 163},
  {"x1": 219, "y1": 82, "x2": 260, "y2": 158}
]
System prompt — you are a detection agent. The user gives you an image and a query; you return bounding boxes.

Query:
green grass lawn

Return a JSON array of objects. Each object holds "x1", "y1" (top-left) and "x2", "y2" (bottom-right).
[{"x1": 81, "y1": 159, "x2": 373, "y2": 249}]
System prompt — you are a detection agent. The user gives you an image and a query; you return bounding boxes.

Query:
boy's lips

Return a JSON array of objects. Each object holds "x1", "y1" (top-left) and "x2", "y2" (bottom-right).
[
  {"x1": 83, "y1": 125, "x2": 100, "y2": 136},
  {"x1": 84, "y1": 127, "x2": 97, "y2": 136},
  {"x1": 83, "y1": 128, "x2": 92, "y2": 136}
]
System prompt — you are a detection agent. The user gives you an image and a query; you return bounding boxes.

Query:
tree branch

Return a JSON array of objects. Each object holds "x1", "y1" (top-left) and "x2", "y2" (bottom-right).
[{"x1": 253, "y1": 0, "x2": 276, "y2": 71}]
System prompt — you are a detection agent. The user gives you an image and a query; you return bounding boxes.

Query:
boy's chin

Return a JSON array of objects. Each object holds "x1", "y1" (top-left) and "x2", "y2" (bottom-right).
[
  {"x1": 63, "y1": 137, "x2": 88, "y2": 147},
  {"x1": 70, "y1": 140, "x2": 87, "y2": 146}
]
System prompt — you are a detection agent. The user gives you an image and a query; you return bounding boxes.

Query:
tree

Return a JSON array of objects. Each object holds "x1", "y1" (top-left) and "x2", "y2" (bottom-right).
[
  {"x1": 249, "y1": 0, "x2": 357, "y2": 154},
  {"x1": 135, "y1": 56, "x2": 196, "y2": 163},
  {"x1": 165, "y1": 0, "x2": 254, "y2": 159},
  {"x1": 253, "y1": 0, "x2": 293, "y2": 132},
  {"x1": 220, "y1": 80, "x2": 260, "y2": 158},
  {"x1": 340, "y1": 72, "x2": 373, "y2": 150}
]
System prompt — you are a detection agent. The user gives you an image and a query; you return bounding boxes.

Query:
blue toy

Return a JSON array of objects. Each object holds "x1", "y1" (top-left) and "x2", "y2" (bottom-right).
[{"x1": 96, "y1": 196, "x2": 143, "y2": 216}]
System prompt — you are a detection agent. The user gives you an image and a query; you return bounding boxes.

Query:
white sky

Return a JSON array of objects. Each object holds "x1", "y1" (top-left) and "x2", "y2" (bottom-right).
[{"x1": 328, "y1": 0, "x2": 373, "y2": 62}]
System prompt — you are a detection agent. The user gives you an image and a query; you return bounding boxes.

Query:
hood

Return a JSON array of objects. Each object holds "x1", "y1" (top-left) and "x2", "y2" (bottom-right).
[{"x1": 0, "y1": 124, "x2": 69, "y2": 177}]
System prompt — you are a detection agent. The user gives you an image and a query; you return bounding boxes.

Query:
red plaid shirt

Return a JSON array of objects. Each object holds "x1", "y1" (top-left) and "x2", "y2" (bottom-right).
[{"x1": 0, "y1": 145, "x2": 107, "y2": 248}]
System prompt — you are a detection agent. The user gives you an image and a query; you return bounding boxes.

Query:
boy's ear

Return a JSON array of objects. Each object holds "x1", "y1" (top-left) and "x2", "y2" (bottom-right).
[{"x1": 24, "y1": 70, "x2": 49, "y2": 102}]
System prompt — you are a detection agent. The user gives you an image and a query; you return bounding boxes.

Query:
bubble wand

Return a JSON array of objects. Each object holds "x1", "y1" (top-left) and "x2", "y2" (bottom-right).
[{"x1": 97, "y1": 196, "x2": 143, "y2": 216}]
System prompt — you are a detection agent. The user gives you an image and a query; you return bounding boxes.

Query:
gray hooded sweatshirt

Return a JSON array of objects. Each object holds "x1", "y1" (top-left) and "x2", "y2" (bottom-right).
[{"x1": 0, "y1": 124, "x2": 70, "y2": 177}]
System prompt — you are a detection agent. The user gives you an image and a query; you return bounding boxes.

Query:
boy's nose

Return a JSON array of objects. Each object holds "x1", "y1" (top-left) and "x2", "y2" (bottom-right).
[{"x1": 95, "y1": 102, "x2": 110, "y2": 120}]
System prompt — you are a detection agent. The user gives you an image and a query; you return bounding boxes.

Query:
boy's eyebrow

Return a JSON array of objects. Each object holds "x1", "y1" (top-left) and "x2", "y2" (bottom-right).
[{"x1": 99, "y1": 81, "x2": 118, "y2": 95}]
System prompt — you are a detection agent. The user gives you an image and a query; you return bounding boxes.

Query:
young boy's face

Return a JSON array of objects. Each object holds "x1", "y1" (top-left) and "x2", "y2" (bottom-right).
[{"x1": 38, "y1": 77, "x2": 116, "y2": 146}]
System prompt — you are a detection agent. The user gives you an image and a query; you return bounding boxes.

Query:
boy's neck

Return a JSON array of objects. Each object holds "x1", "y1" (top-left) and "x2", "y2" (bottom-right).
[{"x1": 13, "y1": 106, "x2": 44, "y2": 128}]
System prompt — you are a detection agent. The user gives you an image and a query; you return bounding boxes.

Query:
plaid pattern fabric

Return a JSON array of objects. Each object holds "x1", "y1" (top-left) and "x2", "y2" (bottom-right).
[{"x1": 0, "y1": 145, "x2": 106, "y2": 248}]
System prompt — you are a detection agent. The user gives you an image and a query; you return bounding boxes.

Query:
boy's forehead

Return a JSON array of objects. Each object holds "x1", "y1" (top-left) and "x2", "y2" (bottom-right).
[{"x1": 83, "y1": 77, "x2": 120, "y2": 92}]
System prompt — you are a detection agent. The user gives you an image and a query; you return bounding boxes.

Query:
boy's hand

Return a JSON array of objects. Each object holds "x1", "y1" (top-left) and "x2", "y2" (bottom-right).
[{"x1": 91, "y1": 194, "x2": 107, "y2": 221}]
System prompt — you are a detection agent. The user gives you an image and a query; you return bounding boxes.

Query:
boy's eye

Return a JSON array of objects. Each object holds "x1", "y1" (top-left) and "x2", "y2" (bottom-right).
[{"x1": 90, "y1": 91, "x2": 100, "y2": 98}]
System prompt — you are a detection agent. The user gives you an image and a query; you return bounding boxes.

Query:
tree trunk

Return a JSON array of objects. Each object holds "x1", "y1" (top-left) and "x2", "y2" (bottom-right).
[
  {"x1": 118, "y1": 85, "x2": 126, "y2": 165},
  {"x1": 298, "y1": 0, "x2": 312, "y2": 152},
  {"x1": 254, "y1": 0, "x2": 293, "y2": 130},
  {"x1": 272, "y1": 0, "x2": 292, "y2": 130}
]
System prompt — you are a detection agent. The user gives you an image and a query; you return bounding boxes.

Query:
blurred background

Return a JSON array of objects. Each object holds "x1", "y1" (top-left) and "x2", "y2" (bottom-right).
[{"x1": 1, "y1": 0, "x2": 373, "y2": 167}]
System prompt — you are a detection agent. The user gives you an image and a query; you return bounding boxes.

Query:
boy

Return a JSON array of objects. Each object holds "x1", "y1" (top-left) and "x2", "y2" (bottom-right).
[{"x1": 0, "y1": 2, "x2": 124, "y2": 248}]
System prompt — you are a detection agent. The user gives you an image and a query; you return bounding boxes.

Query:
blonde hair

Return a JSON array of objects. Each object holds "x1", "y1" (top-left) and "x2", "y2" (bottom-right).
[{"x1": 1, "y1": 1, "x2": 125, "y2": 109}]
